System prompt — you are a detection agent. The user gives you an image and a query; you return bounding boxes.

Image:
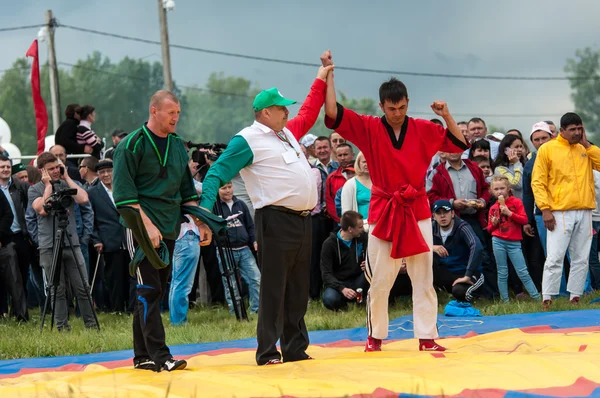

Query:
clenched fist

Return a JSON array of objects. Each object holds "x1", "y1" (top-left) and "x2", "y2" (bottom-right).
[{"x1": 430, "y1": 101, "x2": 450, "y2": 118}]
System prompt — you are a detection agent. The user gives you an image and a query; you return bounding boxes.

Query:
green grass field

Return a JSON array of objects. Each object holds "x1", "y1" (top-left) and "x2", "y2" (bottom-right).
[{"x1": 1, "y1": 292, "x2": 598, "y2": 361}]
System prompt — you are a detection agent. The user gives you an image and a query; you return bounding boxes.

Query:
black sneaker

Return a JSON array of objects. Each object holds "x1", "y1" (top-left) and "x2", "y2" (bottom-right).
[
  {"x1": 162, "y1": 358, "x2": 187, "y2": 372},
  {"x1": 134, "y1": 358, "x2": 156, "y2": 370}
]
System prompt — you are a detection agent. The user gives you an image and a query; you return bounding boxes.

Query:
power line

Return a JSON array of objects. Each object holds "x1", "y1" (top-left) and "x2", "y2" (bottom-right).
[
  {"x1": 0, "y1": 24, "x2": 45, "y2": 32},
  {"x1": 58, "y1": 62, "x2": 254, "y2": 99},
  {"x1": 59, "y1": 24, "x2": 592, "y2": 82},
  {"x1": 57, "y1": 62, "x2": 561, "y2": 117}
]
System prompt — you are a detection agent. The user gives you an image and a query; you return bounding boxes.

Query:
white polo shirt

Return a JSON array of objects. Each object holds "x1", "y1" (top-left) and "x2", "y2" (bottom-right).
[{"x1": 238, "y1": 121, "x2": 317, "y2": 211}]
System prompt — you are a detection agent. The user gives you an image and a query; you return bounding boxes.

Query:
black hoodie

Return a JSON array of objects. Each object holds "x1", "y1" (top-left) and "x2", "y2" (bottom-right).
[
  {"x1": 320, "y1": 231, "x2": 367, "y2": 292},
  {"x1": 214, "y1": 195, "x2": 256, "y2": 249}
]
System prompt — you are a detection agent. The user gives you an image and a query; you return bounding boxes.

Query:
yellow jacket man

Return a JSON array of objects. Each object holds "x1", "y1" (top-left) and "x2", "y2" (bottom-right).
[{"x1": 532, "y1": 113, "x2": 600, "y2": 308}]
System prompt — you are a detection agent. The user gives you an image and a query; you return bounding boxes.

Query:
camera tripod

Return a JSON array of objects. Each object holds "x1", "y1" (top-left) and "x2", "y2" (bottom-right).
[
  {"x1": 213, "y1": 203, "x2": 249, "y2": 322},
  {"x1": 40, "y1": 210, "x2": 100, "y2": 331}
]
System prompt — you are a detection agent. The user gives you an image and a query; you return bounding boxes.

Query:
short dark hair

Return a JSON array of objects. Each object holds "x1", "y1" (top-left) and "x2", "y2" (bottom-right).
[
  {"x1": 468, "y1": 139, "x2": 491, "y2": 160},
  {"x1": 457, "y1": 121, "x2": 468, "y2": 126},
  {"x1": 315, "y1": 136, "x2": 331, "y2": 146},
  {"x1": 340, "y1": 210, "x2": 363, "y2": 231},
  {"x1": 77, "y1": 105, "x2": 95, "y2": 120},
  {"x1": 81, "y1": 156, "x2": 99, "y2": 172},
  {"x1": 26, "y1": 165, "x2": 41, "y2": 184},
  {"x1": 544, "y1": 120, "x2": 555, "y2": 127},
  {"x1": 112, "y1": 128, "x2": 126, "y2": 138},
  {"x1": 379, "y1": 77, "x2": 408, "y2": 104},
  {"x1": 430, "y1": 118, "x2": 444, "y2": 127},
  {"x1": 0, "y1": 154, "x2": 10, "y2": 163},
  {"x1": 65, "y1": 103, "x2": 80, "y2": 119},
  {"x1": 336, "y1": 143, "x2": 353, "y2": 152},
  {"x1": 506, "y1": 129, "x2": 523, "y2": 139},
  {"x1": 468, "y1": 117, "x2": 487, "y2": 127},
  {"x1": 472, "y1": 155, "x2": 490, "y2": 164},
  {"x1": 36, "y1": 152, "x2": 58, "y2": 170},
  {"x1": 560, "y1": 112, "x2": 583, "y2": 129}
]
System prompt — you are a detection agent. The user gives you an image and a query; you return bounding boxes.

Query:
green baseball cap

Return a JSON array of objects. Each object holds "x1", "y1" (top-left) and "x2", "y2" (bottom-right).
[{"x1": 252, "y1": 88, "x2": 296, "y2": 112}]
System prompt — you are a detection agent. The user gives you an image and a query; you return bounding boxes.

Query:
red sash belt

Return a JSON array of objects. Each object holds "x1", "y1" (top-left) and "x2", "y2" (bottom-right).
[{"x1": 371, "y1": 184, "x2": 430, "y2": 259}]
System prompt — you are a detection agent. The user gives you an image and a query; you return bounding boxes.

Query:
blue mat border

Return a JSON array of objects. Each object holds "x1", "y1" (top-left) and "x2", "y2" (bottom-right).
[{"x1": 1, "y1": 309, "x2": 599, "y2": 376}]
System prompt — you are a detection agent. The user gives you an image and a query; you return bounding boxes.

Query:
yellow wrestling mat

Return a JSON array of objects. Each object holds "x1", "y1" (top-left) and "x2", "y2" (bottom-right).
[{"x1": 2, "y1": 326, "x2": 600, "y2": 397}]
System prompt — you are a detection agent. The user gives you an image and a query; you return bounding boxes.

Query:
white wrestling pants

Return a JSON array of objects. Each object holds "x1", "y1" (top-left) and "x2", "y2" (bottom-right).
[
  {"x1": 365, "y1": 219, "x2": 438, "y2": 340},
  {"x1": 543, "y1": 210, "x2": 593, "y2": 298}
]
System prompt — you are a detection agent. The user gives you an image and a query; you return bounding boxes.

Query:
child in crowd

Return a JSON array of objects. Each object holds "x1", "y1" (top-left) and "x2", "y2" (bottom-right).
[
  {"x1": 215, "y1": 182, "x2": 261, "y2": 314},
  {"x1": 487, "y1": 176, "x2": 540, "y2": 302},
  {"x1": 468, "y1": 139, "x2": 491, "y2": 159},
  {"x1": 473, "y1": 155, "x2": 492, "y2": 183},
  {"x1": 76, "y1": 105, "x2": 103, "y2": 158}
]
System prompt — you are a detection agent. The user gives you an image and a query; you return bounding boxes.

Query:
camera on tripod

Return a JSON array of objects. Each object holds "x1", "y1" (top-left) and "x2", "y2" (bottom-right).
[
  {"x1": 186, "y1": 141, "x2": 227, "y2": 167},
  {"x1": 43, "y1": 180, "x2": 77, "y2": 213}
]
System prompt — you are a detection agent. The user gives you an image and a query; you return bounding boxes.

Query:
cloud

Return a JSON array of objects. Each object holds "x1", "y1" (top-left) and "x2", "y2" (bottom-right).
[{"x1": 1, "y1": 0, "x2": 598, "y2": 136}]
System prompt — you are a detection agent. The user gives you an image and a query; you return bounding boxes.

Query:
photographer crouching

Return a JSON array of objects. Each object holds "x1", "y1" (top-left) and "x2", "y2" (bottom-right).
[{"x1": 28, "y1": 152, "x2": 98, "y2": 331}]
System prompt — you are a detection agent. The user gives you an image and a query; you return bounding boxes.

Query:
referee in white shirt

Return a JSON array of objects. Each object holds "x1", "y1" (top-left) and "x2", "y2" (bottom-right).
[{"x1": 200, "y1": 57, "x2": 333, "y2": 365}]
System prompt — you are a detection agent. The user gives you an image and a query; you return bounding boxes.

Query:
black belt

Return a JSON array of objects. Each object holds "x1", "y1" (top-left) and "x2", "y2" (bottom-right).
[{"x1": 265, "y1": 205, "x2": 311, "y2": 217}]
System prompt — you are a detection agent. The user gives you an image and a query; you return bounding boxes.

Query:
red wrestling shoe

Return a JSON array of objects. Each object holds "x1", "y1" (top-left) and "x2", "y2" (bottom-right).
[
  {"x1": 419, "y1": 339, "x2": 446, "y2": 352},
  {"x1": 364, "y1": 336, "x2": 382, "y2": 352},
  {"x1": 570, "y1": 296, "x2": 580, "y2": 305},
  {"x1": 543, "y1": 299, "x2": 552, "y2": 311}
]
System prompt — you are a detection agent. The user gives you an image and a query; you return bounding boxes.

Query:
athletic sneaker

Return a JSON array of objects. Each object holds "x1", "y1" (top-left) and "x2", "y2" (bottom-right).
[
  {"x1": 419, "y1": 339, "x2": 446, "y2": 352},
  {"x1": 134, "y1": 358, "x2": 156, "y2": 371},
  {"x1": 570, "y1": 296, "x2": 580, "y2": 305},
  {"x1": 162, "y1": 358, "x2": 187, "y2": 372},
  {"x1": 364, "y1": 336, "x2": 382, "y2": 352}
]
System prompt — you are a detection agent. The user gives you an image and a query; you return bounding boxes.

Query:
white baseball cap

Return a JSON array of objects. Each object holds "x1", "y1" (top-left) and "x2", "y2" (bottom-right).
[
  {"x1": 529, "y1": 121, "x2": 552, "y2": 141},
  {"x1": 486, "y1": 132, "x2": 505, "y2": 142},
  {"x1": 300, "y1": 133, "x2": 317, "y2": 147}
]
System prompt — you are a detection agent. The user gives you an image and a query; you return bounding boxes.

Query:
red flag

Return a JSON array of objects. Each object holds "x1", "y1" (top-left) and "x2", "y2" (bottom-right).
[{"x1": 26, "y1": 40, "x2": 48, "y2": 155}]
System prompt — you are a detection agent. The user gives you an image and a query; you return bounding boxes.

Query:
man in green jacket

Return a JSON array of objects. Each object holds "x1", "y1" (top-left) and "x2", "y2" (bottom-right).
[{"x1": 113, "y1": 90, "x2": 211, "y2": 372}]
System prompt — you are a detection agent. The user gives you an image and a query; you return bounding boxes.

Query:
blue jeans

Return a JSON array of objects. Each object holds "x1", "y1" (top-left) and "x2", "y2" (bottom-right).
[
  {"x1": 492, "y1": 237, "x2": 540, "y2": 302},
  {"x1": 589, "y1": 221, "x2": 600, "y2": 289},
  {"x1": 218, "y1": 247, "x2": 261, "y2": 314},
  {"x1": 169, "y1": 232, "x2": 200, "y2": 325},
  {"x1": 535, "y1": 215, "x2": 593, "y2": 295}
]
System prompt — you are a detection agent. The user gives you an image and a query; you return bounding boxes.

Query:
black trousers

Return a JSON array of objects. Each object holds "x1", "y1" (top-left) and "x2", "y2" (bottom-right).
[
  {"x1": 132, "y1": 239, "x2": 174, "y2": 366},
  {"x1": 104, "y1": 250, "x2": 131, "y2": 312},
  {"x1": 5, "y1": 233, "x2": 31, "y2": 296},
  {"x1": 433, "y1": 260, "x2": 483, "y2": 302},
  {"x1": 255, "y1": 207, "x2": 312, "y2": 365}
]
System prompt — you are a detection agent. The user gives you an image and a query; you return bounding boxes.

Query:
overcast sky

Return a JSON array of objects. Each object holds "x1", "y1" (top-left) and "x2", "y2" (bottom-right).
[{"x1": 1, "y1": 0, "x2": 599, "y2": 137}]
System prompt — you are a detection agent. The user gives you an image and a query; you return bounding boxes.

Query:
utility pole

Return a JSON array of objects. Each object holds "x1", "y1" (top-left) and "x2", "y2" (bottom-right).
[
  {"x1": 158, "y1": 0, "x2": 174, "y2": 92},
  {"x1": 45, "y1": 9, "x2": 61, "y2": 134}
]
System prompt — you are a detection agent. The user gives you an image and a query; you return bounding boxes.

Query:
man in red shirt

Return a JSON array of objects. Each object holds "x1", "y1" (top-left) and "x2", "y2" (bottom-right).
[
  {"x1": 322, "y1": 51, "x2": 469, "y2": 352},
  {"x1": 325, "y1": 143, "x2": 355, "y2": 222}
]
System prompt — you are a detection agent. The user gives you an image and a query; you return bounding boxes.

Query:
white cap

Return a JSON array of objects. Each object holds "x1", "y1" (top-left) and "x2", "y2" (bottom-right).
[
  {"x1": 529, "y1": 121, "x2": 552, "y2": 141},
  {"x1": 299, "y1": 133, "x2": 317, "y2": 147},
  {"x1": 486, "y1": 132, "x2": 505, "y2": 142}
]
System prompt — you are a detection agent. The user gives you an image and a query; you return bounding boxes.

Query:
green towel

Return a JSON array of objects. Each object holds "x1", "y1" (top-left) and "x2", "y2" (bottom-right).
[
  {"x1": 117, "y1": 206, "x2": 170, "y2": 276},
  {"x1": 117, "y1": 205, "x2": 228, "y2": 275},
  {"x1": 181, "y1": 205, "x2": 228, "y2": 236}
]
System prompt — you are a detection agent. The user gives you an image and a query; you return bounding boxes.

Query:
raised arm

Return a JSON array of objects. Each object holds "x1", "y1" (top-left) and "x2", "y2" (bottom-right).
[
  {"x1": 431, "y1": 101, "x2": 468, "y2": 147},
  {"x1": 286, "y1": 59, "x2": 334, "y2": 141}
]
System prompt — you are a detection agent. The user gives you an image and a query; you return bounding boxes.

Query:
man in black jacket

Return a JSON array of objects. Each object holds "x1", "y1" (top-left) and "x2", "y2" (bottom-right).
[
  {"x1": 55, "y1": 104, "x2": 93, "y2": 161},
  {"x1": 89, "y1": 160, "x2": 132, "y2": 313},
  {"x1": 431, "y1": 200, "x2": 486, "y2": 302},
  {"x1": 215, "y1": 182, "x2": 261, "y2": 314},
  {"x1": 320, "y1": 210, "x2": 369, "y2": 311},
  {"x1": 0, "y1": 191, "x2": 28, "y2": 321},
  {"x1": 0, "y1": 155, "x2": 31, "y2": 311}
]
